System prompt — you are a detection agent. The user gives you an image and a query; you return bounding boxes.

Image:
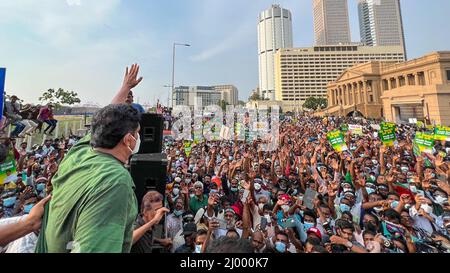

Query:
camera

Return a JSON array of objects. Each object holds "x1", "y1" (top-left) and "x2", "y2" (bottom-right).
[{"x1": 322, "y1": 221, "x2": 334, "y2": 236}]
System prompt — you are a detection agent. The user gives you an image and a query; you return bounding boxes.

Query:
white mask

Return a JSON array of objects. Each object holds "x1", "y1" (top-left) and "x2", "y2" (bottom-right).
[
  {"x1": 173, "y1": 188, "x2": 180, "y2": 196},
  {"x1": 421, "y1": 204, "x2": 433, "y2": 214},
  {"x1": 128, "y1": 133, "x2": 141, "y2": 155},
  {"x1": 435, "y1": 196, "x2": 448, "y2": 205}
]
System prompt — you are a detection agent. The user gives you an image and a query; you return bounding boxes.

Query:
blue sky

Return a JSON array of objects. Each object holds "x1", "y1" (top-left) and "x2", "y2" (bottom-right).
[{"x1": 1, "y1": 0, "x2": 449, "y2": 106}]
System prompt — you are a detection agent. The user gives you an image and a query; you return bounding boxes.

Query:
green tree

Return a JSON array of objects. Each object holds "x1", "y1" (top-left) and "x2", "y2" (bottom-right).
[
  {"x1": 303, "y1": 97, "x2": 328, "y2": 111},
  {"x1": 39, "y1": 88, "x2": 81, "y2": 110},
  {"x1": 218, "y1": 100, "x2": 230, "y2": 111},
  {"x1": 237, "y1": 100, "x2": 246, "y2": 106},
  {"x1": 249, "y1": 93, "x2": 262, "y2": 101}
]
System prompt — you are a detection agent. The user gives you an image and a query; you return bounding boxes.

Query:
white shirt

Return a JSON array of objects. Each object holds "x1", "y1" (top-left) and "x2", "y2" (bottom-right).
[{"x1": 0, "y1": 216, "x2": 38, "y2": 253}]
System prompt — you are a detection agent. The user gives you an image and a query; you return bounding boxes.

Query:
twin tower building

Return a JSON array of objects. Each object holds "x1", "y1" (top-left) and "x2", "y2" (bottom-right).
[{"x1": 258, "y1": 0, "x2": 406, "y2": 101}]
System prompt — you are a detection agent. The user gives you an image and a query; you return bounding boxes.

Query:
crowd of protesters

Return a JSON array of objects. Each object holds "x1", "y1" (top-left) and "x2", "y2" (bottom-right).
[
  {"x1": 0, "y1": 135, "x2": 81, "y2": 252},
  {"x1": 151, "y1": 114, "x2": 450, "y2": 254},
  {"x1": 1, "y1": 63, "x2": 450, "y2": 254},
  {"x1": 1, "y1": 94, "x2": 58, "y2": 138}
]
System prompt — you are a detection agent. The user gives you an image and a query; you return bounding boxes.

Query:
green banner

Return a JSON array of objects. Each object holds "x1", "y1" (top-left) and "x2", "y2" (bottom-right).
[
  {"x1": 434, "y1": 125, "x2": 450, "y2": 141},
  {"x1": 0, "y1": 151, "x2": 17, "y2": 186},
  {"x1": 184, "y1": 141, "x2": 192, "y2": 157},
  {"x1": 327, "y1": 130, "x2": 348, "y2": 152},
  {"x1": 379, "y1": 122, "x2": 396, "y2": 147},
  {"x1": 414, "y1": 132, "x2": 435, "y2": 154}
]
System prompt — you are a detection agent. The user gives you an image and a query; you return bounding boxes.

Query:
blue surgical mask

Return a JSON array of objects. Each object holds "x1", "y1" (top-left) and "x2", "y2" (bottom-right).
[
  {"x1": 195, "y1": 244, "x2": 202, "y2": 253},
  {"x1": 275, "y1": 242, "x2": 287, "y2": 253},
  {"x1": 231, "y1": 187, "x2": 238, "y2": 193},
  {"x1": 303, "y1": 221, "x2": 315, "y2": 231},
  {"x1": 366, "y1": 187, "x2": 376, "y2": 195},
  {"x1": 23, "y1": 203, "x2": 35, "y2": 214},
  {"x1": 3, "y1": 197, "x2": 17, "y2": 208},
  {"x1": 339, "y1": 204, "x2": 351, "y2": 213},
  {"x1": 391, "y1": 201, "x2": 399, "y2": 209},
  {"x1": 173, "y1": 210, "x2": 184, "y2": 217},
  {"x1": 36, "y1": 183, "x2": 45, "y2": 192}
]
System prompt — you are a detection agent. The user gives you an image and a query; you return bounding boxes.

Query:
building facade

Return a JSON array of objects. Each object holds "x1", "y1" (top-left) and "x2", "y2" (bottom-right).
[
  {"x1": 313, "y1": 0, "x2": 351, "y2": 45},
  {"x1": 358, "y1": 0, "x2": 406, "y2": 58},
  {"x1": 173, "y1": 86, "x2": 222, "y2": 110},
  {"x1": 212, "y1": 85, "x2": 239, "y2": 106},
  {"x1": 325, "y1": 52, "x2": 450, "y2": 126},
  {"x1": 274, "y1": 45, "x2": 405, "y2": 111},
  {"x1": 258, "y1": 4, "x2": 293, "y2": 100}
]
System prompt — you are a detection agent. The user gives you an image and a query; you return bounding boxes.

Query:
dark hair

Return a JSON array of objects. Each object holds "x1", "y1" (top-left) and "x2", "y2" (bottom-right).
[
  {"x1": 205, "y1": 237, "x2": 253, "y2": 253},
  {"x1": 197, "y1": 229, "x2": 208, "y2": 237},
  {"x1": 0, "y1": 144, "x2": 7, "y2": 163},
  {"x1": 336, "y1": 218, "x2": 355, "y2": 232},
  {"x1": 383, "y1": 209, "x2": 401, "y2": 223},
  {"x1": 141, "y1": 191, "x2": 163, "y2": 213},
  {"x1": 363, "y1": 229, "x2": 377, "y2": 238},
  {"x1": 90, "y1": 104, "x2": 141, "y2": 149},
  {"x1": 303, "y1": 209, "x2": 317, "y2": 221},
  {"x1": 306, "y1": 236, "x2": 321, "y2": 246},
  {"x1": 312, "y1": 245, "x2": 328, "y2": 253},
  {"x1": 276, "y1": 230, "x2": 289, "y2": 240}
]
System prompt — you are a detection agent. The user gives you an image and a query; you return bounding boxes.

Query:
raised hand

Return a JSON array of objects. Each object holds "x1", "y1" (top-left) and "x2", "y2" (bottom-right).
[{"x1": 122, "y1": 64, "x2": 143, "y2": 90}]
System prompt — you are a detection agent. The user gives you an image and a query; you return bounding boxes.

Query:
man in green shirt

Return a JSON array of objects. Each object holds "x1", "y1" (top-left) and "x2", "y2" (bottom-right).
[
  {"x1": 189, "y1": 181, "x2": 208, "y2": 214},
  {"x1": 36, "y1": 64, "x2": 144, "y2": 253}
]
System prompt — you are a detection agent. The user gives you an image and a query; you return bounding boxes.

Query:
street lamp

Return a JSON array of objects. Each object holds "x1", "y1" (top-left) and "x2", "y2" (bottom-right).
[
  {"x1": 163, "y1": 85, "x2": 172, "y2": 107},
  {"x1": 171, "y1": 43, "x2": 191, "y2": 108}
]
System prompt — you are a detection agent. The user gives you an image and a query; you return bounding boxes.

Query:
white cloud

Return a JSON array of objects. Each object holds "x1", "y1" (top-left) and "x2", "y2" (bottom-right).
[{"x1": 66, "y1": 0, "x2": 82, "y2": 6}]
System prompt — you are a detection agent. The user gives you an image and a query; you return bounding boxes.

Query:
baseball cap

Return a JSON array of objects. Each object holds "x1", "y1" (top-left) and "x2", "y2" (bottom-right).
[
  {"x1": 181, "y1": 223, "x2": 197, "y2": 236},
  {"x1": 307, "y1": 227, "x2": 322, "y2": 240}
]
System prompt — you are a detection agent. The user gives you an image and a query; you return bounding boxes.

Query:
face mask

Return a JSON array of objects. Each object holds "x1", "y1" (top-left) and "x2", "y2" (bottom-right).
[
  {"x1": 369, "y1": 175, "x2": 376, "y2": 182},
  {"x1": 391, "y1": 201, "x2": 399, "y2": 209},
  {"x1": 258, "y1": 203, "x2": 265, "y2": 210},
  {"x1": 231, "y1": 187, "x2": 238, "y2": 193},
  {"x1": 421, "y1": 204, "x2": 433, "y2": 214},
  {"x1": 281, "y1": 205, "x2": 290, "y2": 212},
  {"x1": 303, "y1": 221, "x2": 315, "y2": 230},
  {"x1": 401, "y1": 167, "x2": 409, "y2": 173},
  {"x1": 3, "y1": 197, "x2": 17, "y2": 208},
  {"x1": 185, "y1": 179, "x2": 191, "y2": 184},
  {"x1": 275, "y1": 242, "x2": 286, "y2": 253},
  {"x1": 435, "y1": 196, "x2": 448, "y2": 205},
  {"x1": 36, "y1": 183, "x2": 45, "y2": 192},
  {"x1": 23, "y1": 203, "x2": 35, "y2": 214},
  {"x1": 340, "y1": 204, "x2": 351, "y2": 213},
  {"x1": 173, "y1": 209, "x2": 184, "y2": 217},
  {"x1": 366, "y1": 187, "x2": 376, "y2": 195},
  {"x1": 430, "y1": 173, "x2": 436, "y2": 178},
  {"x1": 128, "y1": 133, "x2": 141, "y2": 155},
  {"x1": 264, "y1": 214, "x2": 271, "y2": 223},
  {"x1": 277, "y1": 174, "x2": 283, "y2": 179},
  {"x1": 173, "y1": 188, "x2": 180, "y2": 196},
  {"x1": 195, "y1": 244, "x2": 202, "y2": 253}
]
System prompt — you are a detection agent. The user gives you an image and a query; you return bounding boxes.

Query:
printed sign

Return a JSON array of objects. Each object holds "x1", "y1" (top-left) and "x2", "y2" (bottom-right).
[
  {"x1": 327, "y1": 130, "x2": 348, "y2": 152},
  {"x1": 379, "y1": 122, "x2": 396, "y2": 147}
]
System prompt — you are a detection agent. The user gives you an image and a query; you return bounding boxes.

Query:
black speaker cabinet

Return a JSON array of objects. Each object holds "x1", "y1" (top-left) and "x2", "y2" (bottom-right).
[
  {"x1": 130, "y1": 153, "x2": 168, "y2": 210},
  {"x1": 139, "y1": 113, "x2": 163, "y2": 154}
]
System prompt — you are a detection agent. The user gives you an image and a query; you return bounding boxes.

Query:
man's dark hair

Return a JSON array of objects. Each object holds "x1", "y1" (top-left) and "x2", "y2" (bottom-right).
[
  {"x1": 336, "y1": 218, "x2": 355, "y2": 232},
  {"x1": 90, "y1": 104, "x2": 141, "y2": 149},
  {"x1": 0, "y1": 144, "x2": 7, "y2": 163},
  {"x1": 306, "y1": 236, "x2": 321, "y2": 247},
  {"x1": 312, "y1": 245, "x2": 328, "y2": 253},
  {"x1": 197, "y1": 229, "x2": 208, "y2": 237},
  {"x1": 383, "y1": 209, "x2": 401, "y2": 223},
  {"x1": 205, "y1": 237, "x2": 253, "y2": 253}
]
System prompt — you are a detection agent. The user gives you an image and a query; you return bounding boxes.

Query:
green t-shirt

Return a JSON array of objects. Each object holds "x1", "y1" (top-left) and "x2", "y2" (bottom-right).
[
  {"x1": 189, "y1": 194, "x2": 208, "y2": 215},
  {"x1": 35, "y1": 134, "x2": 138, "y2": 253}
]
